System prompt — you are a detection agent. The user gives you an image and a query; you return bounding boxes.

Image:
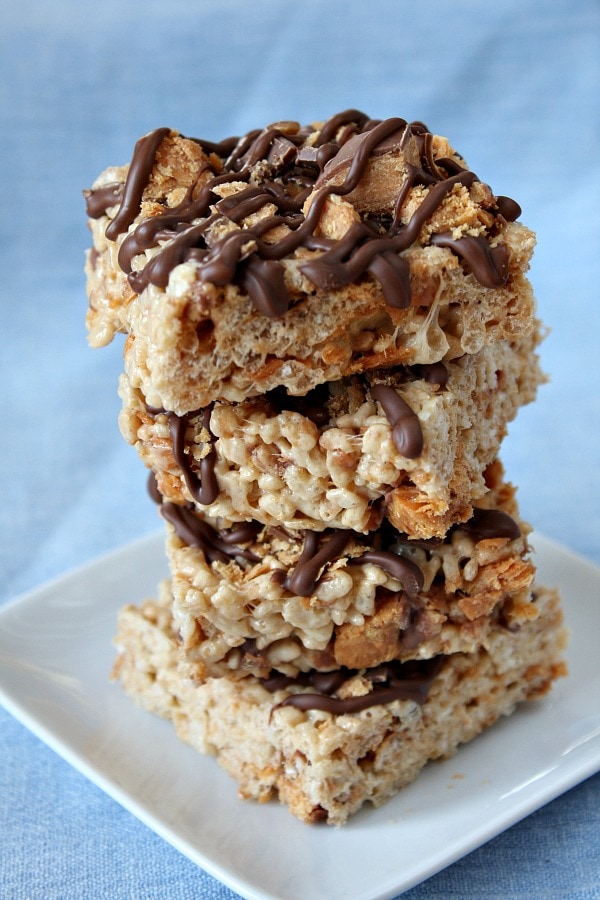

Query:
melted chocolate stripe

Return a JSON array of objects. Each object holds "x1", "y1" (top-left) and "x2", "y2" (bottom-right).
[
  {"x1": 105, "y1": 127, "x2": 171, "y2": 240},
  {"x1": 147, "y1": 471, "x2": 163, "y2": 505},
  {"x1": 238, "y1": 256, "x2": 290, "y2": 317},
  {"x1": 223, "y1": 128, "x2": 262, "y2": 170},
  {"x1": 84, "y1": 183, "x2": 123, "y2": 218},
  {"x1": 130, "y1": 221, "x2": 212, "y2": 291},
  {"x1": 161, "y1": 503, "x2": 227, "y2": 563},
  {"x1": 314, "y1": 109, "x2": 372, "y2": 146},
  {"x1": 283, "y1": 527, "x2": 425, "y2": 597},
  {"x1": 298, "y1": 170, "x2": 479, "y2": 297},
  {"x1": 367, "y1": 251, "x2": 412, "y2": 309},
  {"x1": 265, "y1": 383, "x2": 330, "y2": 427},
  {"x1": 219, "y1": 521, "x2": 263, "y2": 545},
  {"x1": 430, "y1": 233, "x2": 509, "y2": 288},
  {"x1": 216, "y1": 185, "x2": 277, "y2": 221},
  {"x1": 167, "y1": 408, "x2": 219, "y2": 506},
  {"x1": 392, "y1": 170, "x2": 477, "y2": 241},
  {"x1": 274, "y1": 685, "x2": 427, "y2": 713},
  {"x1": 269, "y1": 656, "x2": 443, "y2": 714},
  {"x1": 415, "y1": 362, "x2": 448, "y2": 387},
  {"x1": 285, "y1": 530, "x2": 352, "y2": 596},
  {"x1": 161, "y1": 502, "x2": 260, "y2": 563},
  {"x1": 456, "y1": 508, "x2": 521, "y2": 541},
  {"x1": 495, "y1": 195, "x2": 521, "y2": 222},
  {"x1": 349, "y1": 550, "x2": 424, "y2": 594},
  {"x1": 119, "y1": 173, "x2": 237, "y2": 281},
  {"x1": 155, "y1": 485, "x2": 516, "y2": 597},
  {"x1": 323, "y1": 117, "x2": 410, "y2": 196},
  {"x1": 370, "y1": 383, "x2": 423, "y2": 458}
]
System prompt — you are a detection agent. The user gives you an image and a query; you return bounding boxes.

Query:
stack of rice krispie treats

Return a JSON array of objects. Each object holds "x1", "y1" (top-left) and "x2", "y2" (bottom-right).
[{"x1": 84, "y1": 110, "x2": 567, "y2": 825}]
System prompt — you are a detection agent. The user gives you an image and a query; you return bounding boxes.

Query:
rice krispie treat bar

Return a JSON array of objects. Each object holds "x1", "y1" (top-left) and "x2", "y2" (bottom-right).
[
  {"x1": 84, "y1": 111, "x2": 537, "y2": 414},
  {"x1": 157, "y1": 464, "x2": 538, "y2": 680},
  {"x1": 111, "y1": 580, "x2": 567, "y2": 825},
  {"x1": 119, "y1": 330, "x2": 544, "y2": 538}
]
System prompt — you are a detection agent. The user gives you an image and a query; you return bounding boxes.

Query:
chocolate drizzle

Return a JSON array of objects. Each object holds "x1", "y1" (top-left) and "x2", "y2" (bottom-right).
[
  {"x1": 348, "y1": 550, "x2": 424, "y2": 594},
  {"x1": 455, "y1": 507, "x2": 521, "y2": 542},
  {"x1": 414, "y1": 361, "x2": 448, "y2": 387},
  {"x1": 83, "y1": 182, "x2": 123, "y2": 218},
  {"x1": 147, "y1": 471, "x2": 163, "y2": 505},
  {"x1": 167, "y1": 407, "x2": 219, "y2": 505},
  {"x1": 280, "y1": 526, "x2": 425, "y2": 597},
  {"x1": 370, "y1": 383, "x2": 423, "y2": 458},
  {"x1": 161, "y1": 502, "x2": 260, "y2": 563},
  {"x1": 145, "y1": 364, "x2": 447, "y2": 513},
  {"x1": 152, "y1": 471, "x2": 520, "y2": 597},
  {"x1": 265, "y1": 656, "x2": 443, "y2": 714},
  {"x1": 430, "y1": 233, "x2": 509, "y2": 289},
  {"x1": 88, "y1": 111, "x2": 518, "y2": 316},
  {"x1": 265, "y1": 383, "x2": 330, "y2": 427},
  {"x1": 495, "y1": 195, "x2": 522, "y2": 222},
  {"x1": 284, "y1": 530, "x2": 352, "y2": 596},
  {"x1": 105, "y1": 127, "x2": 171, "y2": 240}
]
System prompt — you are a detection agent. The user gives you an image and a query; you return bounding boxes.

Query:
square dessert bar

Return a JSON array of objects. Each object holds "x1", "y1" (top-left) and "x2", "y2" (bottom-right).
[
  {"x1": 85, "y1": 113, "x2": 537, "y2": 414},
  {"x1": 112, "y1": 580, "x2": 566, "y2": 825},
  {"x1": 118, "y1": 331, "x2": 544, "y2": 539},
  {"x1": 159, "y1": 465, "x2": 539, "y2": 681}
]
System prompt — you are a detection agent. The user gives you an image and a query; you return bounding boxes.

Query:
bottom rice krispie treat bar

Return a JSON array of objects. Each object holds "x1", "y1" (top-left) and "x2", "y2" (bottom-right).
[{"x1": 112, "y1": 580, "x2": 567, "y2": 826}]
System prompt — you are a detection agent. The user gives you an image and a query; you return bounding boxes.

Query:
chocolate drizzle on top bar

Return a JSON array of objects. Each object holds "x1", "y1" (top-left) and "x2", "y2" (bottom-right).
[
  {"x1": 105, "y1": 127, "x2": 171, "y2": 240},
  {"x1": 87, "y1": 111, "x2": 520, "y2": 316},
  {"x1": 83, "y1": 182, "x2": 123, "y2": 218},
  {"x1": 264, "y1": 656, "x2": 444, "y2": 714},
  {"x1": 430, "y1": 232, "x2": 508, "y2": 289}
]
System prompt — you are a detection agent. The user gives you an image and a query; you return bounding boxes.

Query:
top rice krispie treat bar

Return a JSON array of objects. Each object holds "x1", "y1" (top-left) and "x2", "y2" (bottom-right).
[{"x1": 84, "y1": 110, "x2": 537, "y2": 414}]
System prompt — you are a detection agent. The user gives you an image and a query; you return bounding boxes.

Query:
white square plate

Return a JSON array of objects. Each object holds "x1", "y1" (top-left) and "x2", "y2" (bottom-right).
[{"x1": 0, "y1": 531, "x2": 599, "y2": 900}]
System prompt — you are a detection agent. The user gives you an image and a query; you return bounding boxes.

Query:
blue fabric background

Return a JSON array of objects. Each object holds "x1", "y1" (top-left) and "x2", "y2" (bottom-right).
[{"x1": 1, "y1": 0, "x2": 599, "y2": 896}]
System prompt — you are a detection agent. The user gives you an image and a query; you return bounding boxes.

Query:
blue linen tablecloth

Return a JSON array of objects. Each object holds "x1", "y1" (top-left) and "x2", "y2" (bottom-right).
[{"x1": 1, "y1": 0, "x2": 599, "y2": 896}]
